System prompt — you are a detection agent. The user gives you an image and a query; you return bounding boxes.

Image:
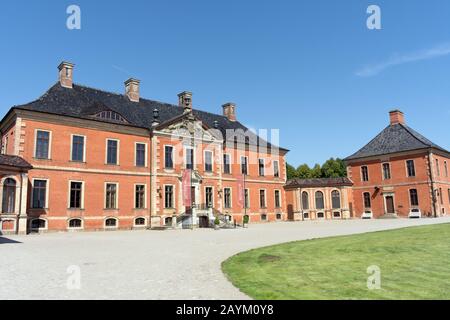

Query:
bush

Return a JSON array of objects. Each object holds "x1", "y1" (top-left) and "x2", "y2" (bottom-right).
[
  {"x1": 214, "y1": 216, "x2": 220, "y2": 225},
  {"x1": 243, "y1": 215, "x2": 249, "y2": 224}
]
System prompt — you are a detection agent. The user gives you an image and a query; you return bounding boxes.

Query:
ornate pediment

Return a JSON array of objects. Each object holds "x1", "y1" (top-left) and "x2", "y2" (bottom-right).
[{"x1": 157, "y1": 114, "x2": 220, "y2": 142}]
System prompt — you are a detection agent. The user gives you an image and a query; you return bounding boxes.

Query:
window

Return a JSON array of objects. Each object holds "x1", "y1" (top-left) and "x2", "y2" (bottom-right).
[
  {"x1": 35, "y1": 130, "x2": 50, "y2": 159},
  {"x1": 382, "y1": 163, "x2": 391, "y2": 180},
  {"x1": 361, "y1": 166, "x2": 369, "y2": 182},
  {"x1": 276, "y1": 213, "x2": 282, "y2": 220},
  {"x1": 71, "y1": 135, "x2": 85, "y2": 162},
  {"x1": 333, "y1": 212, "x2": 341, "y2": 218},
  {"x1": 105, "y1": 218, "x2": 117, "y2": 227},
  {"x1": 135, "y1": 217, "x2": 145, "y2": 226},
  {"x1": 2, "y1": 178, "x2": 16, "y2": 213},
  {"x1": 69, "y1": 182, "x2": 82, "y2": 209},
  {"x1": 135, "y1": 143, "x2": 146, "y2": 167},
  {"x1": 317, "y1": 212, "x2": 325, "y2": 219},
  {"x1": 165, "y1": 146, "x2": 174, "y2": 169},
  {"x1": 68, "y1": 219, "x2": 82, "y2": 228},
  {"x1": 32, "y1": 180, "x2": 47, "y2": 209},
  {"x1": 135, "y1": 185, "x2": 145, "y2": 209},
  {"x1": 331, "y1": 190, "x2": 341, "y2": 209},
  {"x1": 31, "y1": 219, "x2": 46, "y2": 230},
  {"x1": 273, "y1": 160, "x2": 280, "y2": 178},
  {"x1": 95, "y1": 111, "x2": 127, "y2": 122},
  {"x1": 205, "y1": 151, "x2": 213, "y2": 172},
  {"x1": 261, "y1": 214, "x2": 267, "y2": 221},
  {"x1": 186, "y1": 148, "x2": 194, "y2": 170},
  {"x1": 165, "y1": 186, "x2": 174, "y2": 208},
  {"x1": 241, "y1": 156, "x2": 248, "y2": 175},
  {"x1": 302, "y1": 192, "x2": 309, "y2": 210},
  {"x1": 244, "y1": 189, "x2": 250, "y2": 208},
  {"x1": 363, "y1": 192, "x2": 371, "y2": 208},
  {"x1": 440, "y1": 188, "x2": 443, "y2": 205},
  {"x1": 205, "y1": 187, "x2": 213, "y2": 208},
  {"x1": 105, "y1": 183, "x2": 117, "y2": 209},
  {"x1": 223, "y1": 154, "x2": 231, "y2": 174},
  {"x1": 275, "y1": 190, "x2": 281, "y2": 208},
  {"x1": 436, "y1": 159, "x2": 440, "y2": 176},
  {"x1": 224, "y1": 188, "x2": 232, "y2": 209},
  {"x1": 406, "y1": 160, "x2": 416, "y2": 177},
  {"x1": 410, "y1": 189, "x2": 419, "y2": 207},
  {"x1": 448, "y1": 189, "x2": 450, "y2": 203},
  {"x1": 315, "y1": 191, "x2": 324, "y2": 210},
  {"x1": 259, "y1": 190, "x2": 266, "y2": 208},
  {"x1": 258, "y1": 159, "x2": 265, "y2": 176},
  {"x1": 445, "y1": 161, "x2": 449, "y2": 177},
  {"x1": 106, "y1": 140, "x2": 118, "y2": 165}
]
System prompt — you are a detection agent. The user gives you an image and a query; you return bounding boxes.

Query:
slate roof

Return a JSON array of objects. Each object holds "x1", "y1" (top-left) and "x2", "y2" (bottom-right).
[
  {"x1": 10, "y1": 83, "x2": 287, "y2": 152},
  {"x1": 0, "y1": 154, "x2": 32, "y2": 169},
  {"x1": 284, "y1": 177, "x2": 353, "y2": 189},
  {"x1": 345, "y1": 123, "x2": 449, "y2": 161}
]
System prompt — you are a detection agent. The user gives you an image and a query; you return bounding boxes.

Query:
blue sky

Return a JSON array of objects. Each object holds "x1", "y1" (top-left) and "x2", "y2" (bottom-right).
[{"x1": 1, "y1": 0, "x2": 450, "y2": 167}]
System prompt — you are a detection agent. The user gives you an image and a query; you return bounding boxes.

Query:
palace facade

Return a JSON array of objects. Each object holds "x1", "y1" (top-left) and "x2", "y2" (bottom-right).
[{"x1": 0, "y1": 62, "x2": 288, "y2": 234}]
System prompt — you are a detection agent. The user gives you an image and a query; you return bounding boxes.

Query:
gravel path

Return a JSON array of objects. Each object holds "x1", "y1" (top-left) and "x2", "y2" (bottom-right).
[{"x1": 1, "y1": 217, "x2": 449, "y2": 300}]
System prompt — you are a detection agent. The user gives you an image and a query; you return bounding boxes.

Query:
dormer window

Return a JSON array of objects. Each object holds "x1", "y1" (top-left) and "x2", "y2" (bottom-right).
[{"x1": 95, "y1": 111, "x2": 127, "y2": 122}]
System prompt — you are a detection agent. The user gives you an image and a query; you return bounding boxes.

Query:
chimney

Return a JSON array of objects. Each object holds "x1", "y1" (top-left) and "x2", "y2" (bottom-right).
[
  {"x1": 58, "y1": 61, "x2": 74, "y2": 88},
  {"x1": 222, "y1": 103, "x2": 237, "y2": 121},
  {"x1": 125, "y1": 78, "x2": 140, "y2": 102},
  {"x1": 178, "y1": 91, "x2": 193, "y2": 112},
  {"x1": 389, "y1": 110, "x2": 405, "y2": 125}
]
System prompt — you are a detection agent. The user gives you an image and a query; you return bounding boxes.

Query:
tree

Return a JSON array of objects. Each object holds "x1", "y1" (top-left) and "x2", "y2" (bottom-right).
[
  {"x1": 321, "y1": 158, "x2": 347, "y2": 178},
  {"x1": 286, "y1": 163, "x2": 298, "y2": 180},
  {"x1": 297, "y1": 164, "x2": 312, "y2": 179},
  {"x1": 310, "y1": 164, "x2": 322, "y2": 178}
]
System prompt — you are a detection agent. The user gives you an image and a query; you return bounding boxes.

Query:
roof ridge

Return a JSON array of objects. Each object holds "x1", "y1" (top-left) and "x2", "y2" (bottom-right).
[{"x1": 399, "y1": 123, "x2": 433, "y2": 148}]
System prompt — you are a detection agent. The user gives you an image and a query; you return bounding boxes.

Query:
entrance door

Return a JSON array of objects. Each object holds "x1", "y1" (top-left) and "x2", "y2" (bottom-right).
[{"x1": 385, "y1": 196, "x2": 395, "y2": 214}]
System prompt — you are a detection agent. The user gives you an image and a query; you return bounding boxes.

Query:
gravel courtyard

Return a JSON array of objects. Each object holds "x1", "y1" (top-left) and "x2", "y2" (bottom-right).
[{"x1": 1, "y1": 217, "x2": 450, "y2": 300}]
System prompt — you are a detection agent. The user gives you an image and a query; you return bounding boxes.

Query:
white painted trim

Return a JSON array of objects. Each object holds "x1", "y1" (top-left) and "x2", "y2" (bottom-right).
[
  {"x1": 381, "y1": 162, "x2": 391, "y2": 180},
  {"x1": 184, "y1": 145, "x2": 195, "y2": 170},
  {"x1": 67, "y1": 218, "x2": 84, "y2": 230},
  {"x1": 30, "y1": 218, "x2": 48, "y2": 231},
  {"x1": 105, "y1": 138, "x2": 120, "y2": 165},
  {"x1": 223, "y1": 153, "x2": 232, "y2": 174},
  {"x1": 258, "y1": 158, "x2": 265, "y2": 177},
  {"x1": 259, "y1": 188, "x2": 267, "y2": 208},
  {"x1": 405, "y1": 159, "x2": 416, "y2": 177},
  {"x1": 240, "y1": 156, "x2": 248, "y2": 175},
  {"x1": 204, "y1": 150, "x2": 214, "y2": 172},
  {"x1": 134, "y1": 183, "x2": 147, "y2": 209},
  {"x1": 163, "y1": 184, "x2": 175, "y2": 209},
  {"x1": 34, "y1": 129, "x2": 52, "y2": 159},
  {"x1": 204, "y1": 185, "x2": 214, "y2": 208},
  {"x1": 223, "y1": 187, "x2": 232, "y2": 209},
  {"x1": 104, "y1": 182, "x2": 119, "y2": 209},
  {"x1": 133, "y1": 216, "x2": 147, "y2": 227},
  {"x1": 31, "y1": 178, "x2": 50, "y2": 209},
  {"x1": 134, "y1": 142, "x2": 148, "y2": 167},
  {"x1": 70, "y1": 134, "x2": 87, "y2": 162},
  {"x1": 163, "y1": 144, "x2": 174, "y2": 169},
  {"x1": 274, "y1": 189, "x2": 281, "y2": 208},
  {"x1": 68, "y1": 180, "x2": 85, "y2": 209},
  {"x1": 273, "y1": 160, "x2": 280, "y2": 177},
  {"x1": 104, "y1": 217, "x2": 119, "y2": 229}
]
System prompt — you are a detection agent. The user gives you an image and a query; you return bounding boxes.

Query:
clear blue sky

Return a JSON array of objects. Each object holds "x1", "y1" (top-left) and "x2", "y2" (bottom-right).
[{"x1": 1, "y1": 0, "x2": 450, "y2": 167}]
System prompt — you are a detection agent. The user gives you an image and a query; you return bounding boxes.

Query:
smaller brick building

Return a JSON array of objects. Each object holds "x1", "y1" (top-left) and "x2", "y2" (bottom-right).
[
  {"x1": 345, "y1": 110, "x2": 450, "y2": 218},
  {"x1": 285, "y1": 177, "x2": 353, "y2": 220}
]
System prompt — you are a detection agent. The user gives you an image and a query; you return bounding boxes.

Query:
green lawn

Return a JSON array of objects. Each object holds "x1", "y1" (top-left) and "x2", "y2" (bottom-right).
[{"x1": 222, "y1": 224, "x2": 450, "y2": 300}]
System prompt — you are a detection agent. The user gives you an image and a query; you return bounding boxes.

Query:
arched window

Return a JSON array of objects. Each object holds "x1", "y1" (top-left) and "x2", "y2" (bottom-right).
[
  {"x1": 301, "y1": 192, "x2": 309, "y2": 210},
  {"x1": 68, "y1": 219, "x2": 82, "y2": 228},
  {"x1": 331, "y1": 190, "x2": 341, "y2": 209},
  {"x1": 95, "y1": 111, "x2": 127, "y2": 123},
  {"x1": 105, "y1": 218, "x2": 118, "y2": 228},
  {"x1": 315, "y1": 191, "x2": 324, "y2": 210},
  {"x1": 31, "y1": 219, "x2": 46, "y2": 230},
  {"x1": 135, "y1": 217, "x2": 146, "y2": 226},
  {"x1": 2, "y1": 178, "x2": 16, "y2": 213}
]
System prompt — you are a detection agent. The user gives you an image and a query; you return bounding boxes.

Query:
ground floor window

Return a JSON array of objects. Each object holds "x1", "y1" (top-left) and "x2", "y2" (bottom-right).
[
  {"x1": 68, "y1": 218, "x2": 82, "y2": 228},
  {"x1": 261, "y1": 214, "x2": 267, "y2": 221},
  {"x1": 165, "y1": 217, "x2": 173, "y2": 226},
  {"x1": 31, "y1": 218, "x2": 46, "y2": 230},
  {"x1": 333, "y1": 211, "x2": 341, "y2": 219},
  {"x1": 317, "y1": 212, "x2": 325, "y2": 219},
  {"x1": 2, "y1": 178, "x2": 16, "y2": 213},
  {"x1": 276, "y1": 213, "x2": 282, "y2": 220},
  {"x1": 303, "y1": 211, "x2": 309, "y2": 219},
  {"x1": 135, "y1": 217, "x2": 146, "y2": 226},
  {"x1": 105, "y1": 218, "x2": 118, "y2": 228}
]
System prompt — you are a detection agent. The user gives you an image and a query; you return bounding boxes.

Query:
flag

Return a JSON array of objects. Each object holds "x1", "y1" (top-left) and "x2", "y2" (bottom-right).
[{"x1": 182, "y1": 169, "x2": 192, "y2": 207}]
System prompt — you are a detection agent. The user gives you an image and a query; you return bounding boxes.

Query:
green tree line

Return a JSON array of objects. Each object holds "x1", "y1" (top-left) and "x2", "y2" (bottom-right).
[{"x1": 287, "y1": 158, "x2": 347, "y2": 180}]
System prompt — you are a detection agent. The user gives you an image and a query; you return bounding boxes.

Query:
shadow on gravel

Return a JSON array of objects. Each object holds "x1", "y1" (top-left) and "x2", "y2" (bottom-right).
[{"x1": 0, "y1": 237, "x2": 22, "y2": 244}]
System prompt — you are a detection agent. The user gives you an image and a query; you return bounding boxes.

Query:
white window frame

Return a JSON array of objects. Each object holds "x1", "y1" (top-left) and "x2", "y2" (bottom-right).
[
  {"x1": 273, "y1": 160, "x2": 280, "y2": 178},
  {"x1": 31, "y1": 178, "x2": 50, "y2": 209},
  {"x1": 67, "y1": 218, "x2": 84, "y2": 230},
  {"x1": 204, "y1": 186, "x2": 214, "y2": 208},
  {"x1": 30, "y1": 218, "x2": 48, "y2": 231},
  {"x1": 164, "y1": 145, "x2": 174, "y2": 170},
  {"x1": 70, "y1": 134, "x2": 87, "y2": 162},
  {"x1": 381, "y1": 162, "x2": 391, "y2": 180},
  {"x1": 259, "y1": 189, "x2": 267, "y2": 208},
  {"x1": 164, "y1": 184, "x2": 175, "y2": 209},
  {"x1": 134, "y1": 184, "x2": 147, "y2": 209},
  {"x1": 361, "y1": 166, "x2": 369, "y2": 182},
  {"x1": 68, "y1": 180, "x2": 85, "y2": 209},
  {"x1": 258, "y1": 158, "x2": 265, "y2": 177},
  {"x1": 223, "y1": 187, "x2": 232, "y2": 209},
  {"x1": 244, "y1": 188, "x2": 250, "y2": 209},
  {"x1": 133, "y1": 216, "x2": 147, "y2": 227},
  {"x1": 105, "y1": 138, "x2": 120, "y2": 165},
  {"x1": 104, "y1": 217, "x2": 119, "y2": 229},
  {"x1": 204, "y1": 150, "x2": 214, "y2": 172},
  {"x1": 223, "y1": 153, "x2": 232, "y2": 174},
  {"x1": 274, "y1": 189, "x2": 281, "y2": 208},
  {"x1": 134, "y1": 142, "x2": 148, "y2": 167},
  {"x1": 34, "y1": 129, "x2": 52, "y2": 160},
  {"x1": 104, "y1": 182, "x2": 119, "y2": 209},
  {"x1": 241, "y1": 156, "x2": 248, "y2": 175},
  {"x1": 184, "y1": 146, "x2": 195, "y2": 170},
  {"x1": 405, "y1": 159, "x2": 416, "y2": 177}
]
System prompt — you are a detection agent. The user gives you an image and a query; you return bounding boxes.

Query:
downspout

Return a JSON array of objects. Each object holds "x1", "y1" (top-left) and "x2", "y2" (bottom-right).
[{"x1": 428, "y1": 149, "x2": 437, "y2": 218}]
